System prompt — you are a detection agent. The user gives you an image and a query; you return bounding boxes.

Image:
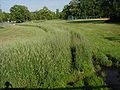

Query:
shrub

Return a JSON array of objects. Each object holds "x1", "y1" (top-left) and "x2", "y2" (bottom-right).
[
  {"x1": 85, "y1": 75, "x2": 108, "y2": 90},
  {"x1": 94, "y1": 54, "x2": 112, "y2": 67}
]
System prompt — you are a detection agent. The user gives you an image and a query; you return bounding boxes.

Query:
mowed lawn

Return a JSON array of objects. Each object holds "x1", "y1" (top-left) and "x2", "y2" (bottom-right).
[
  {"x1": 0, "y1": 19, "x2": 120, "y2": 88},
  {"x1": 48, "y1": 19, "x2": 120, "y2": 59},
  {"x1": 66, "y1": 20, "x2": 120, "y2": 59}
]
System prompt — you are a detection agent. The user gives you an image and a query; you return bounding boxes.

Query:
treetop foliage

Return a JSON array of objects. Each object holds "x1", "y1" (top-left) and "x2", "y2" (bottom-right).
[
  {"x1": 62, "y1": 0, "x2": 120, "y2": 21},
  {"x1": 10, "y1": 5, "x2": 31, "y2": 22}
]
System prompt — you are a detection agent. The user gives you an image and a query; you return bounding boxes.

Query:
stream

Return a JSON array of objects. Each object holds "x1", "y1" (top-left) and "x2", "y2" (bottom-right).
[{"x1": 99, "y1": 67, "x2": 120, "y2": 90}]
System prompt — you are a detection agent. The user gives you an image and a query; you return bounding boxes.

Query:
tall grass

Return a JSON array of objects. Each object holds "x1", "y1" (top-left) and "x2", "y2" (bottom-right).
[
  {"x1": 0, "y1": 23, "x2": 94, "y2": 88},
  {"x1": 0, "y1": 20, "x2": 119, "y2": 88}
]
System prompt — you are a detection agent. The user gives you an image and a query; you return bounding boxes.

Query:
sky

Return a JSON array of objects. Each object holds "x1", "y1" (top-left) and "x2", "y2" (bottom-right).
[{"x1": 0, "y1": 0, "x2": 71, "y2": 12}]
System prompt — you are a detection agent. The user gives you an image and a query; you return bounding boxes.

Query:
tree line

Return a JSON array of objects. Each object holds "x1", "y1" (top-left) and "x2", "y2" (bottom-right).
[
  {"x1": 0, "y1": 5, "x2": 62, "y2": 23},
  {"x1": 0, "y1": 0, "x2": 120, "y2": 23},
  {"x1": 62, "y1": 0, "x2": 120, "y2": 22}
]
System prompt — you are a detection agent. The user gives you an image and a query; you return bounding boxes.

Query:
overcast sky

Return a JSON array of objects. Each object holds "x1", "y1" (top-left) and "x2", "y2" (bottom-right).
[{"x1": 0, "y1": 0, "x2": 71, "y2": 12}]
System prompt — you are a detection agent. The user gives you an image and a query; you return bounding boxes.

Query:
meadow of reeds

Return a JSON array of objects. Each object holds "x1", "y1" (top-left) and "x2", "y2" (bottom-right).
[{"x1": 0, "y1": 20, "x2": 120, "y2": 89}]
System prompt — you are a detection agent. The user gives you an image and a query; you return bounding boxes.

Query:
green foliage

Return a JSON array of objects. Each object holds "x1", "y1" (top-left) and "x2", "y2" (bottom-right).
[
  {"x1": 95, "y1": 65, "x2": 101, "y2": 72},
  {"x1": 62, "y1": 5, "x2": 71, "y2": 19},
  {"x1": 69, "y1": 0, "x2": 80, "y2": 17},
  {"x1": 55, "y1": 9, "x2": 61, "y2": 19},
  {"x1": 0, "y1": 9, "x2": 3, "y2": 22},
  {"x1": 0, "y1": 21, "x2": 95, "y2": 88},
  {"x1": 2, "y1": 12, "x2": 11, "y2": 22},
  {"x1": 0, "y1": 20, "x2": 120, "y2": 88},
  {"x1": 74, "y1": 80, "x2": 85, "y2": 87},
  {"x1": 0, "y1": 29, "x2": 71, "y2": 88},
  {"x1": 30, "y1": 11, "x2": 40, "y2": 20},
  {"x1": 107, "y1": 54, "x2": 120, "y2": 67},
  {"x1": 10, "y1": 5, "x2": 31, "y2": 22},
  {"x1": 70, "y1": 32, "x2": 94, "y2": 77},
  {"x1": 109, "y1": 0, "x2": 120, "y2": 22},
  {"x1": 85, "y1": 75, "x2": 108, "y2": 90},
  {"x1": 1, "y1": 0, "x2": 120, "y2": 21},
  {"x1": 101, "y1": 72, "x2": 106, "y2": 78},
  {"x1": 0, "y1": 10, "x2": 11, "y2": 22},
  {"x1": 62, "y1": 0, "x2": 101, "y2": 19},
  {"x1": 37, "y1": 6, "x2": 54, "y2": 20},
  {"x1": 62, "y1": 0, "x2": 120, "y2": 21},
  {"x1": 30, "y1": 7, "x2": 55, "y2": 20},
  {"x1": 94, "y1": 54, "x2": 112, "y2": 67}
]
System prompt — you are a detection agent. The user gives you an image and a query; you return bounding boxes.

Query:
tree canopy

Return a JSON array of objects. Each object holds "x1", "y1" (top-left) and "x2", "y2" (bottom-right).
[
  {"x1": 38, "y1": 6, "x2": 54, "y2": 20},
  {"x1": 10, "y1": 5, "x2": 31, "y2": 22},
  {"x1": 62, "y1": 0, "x2": 120, "y2": 21}
]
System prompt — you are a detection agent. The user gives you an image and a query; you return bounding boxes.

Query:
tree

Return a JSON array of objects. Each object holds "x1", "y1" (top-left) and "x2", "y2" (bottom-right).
[
  {"x1": 2, "y1": 12, "x2": 11, "y2": 22},
  {"x1": 99, "y1": 0, "x2": 112, "y2": 18},
  {"x1": 10, "y1": 5, "x2": 31, "y2": 22},
  {"x1": 69, "y1": 0, "x2": 80, "y2": 17},
  {"x1": 62, "y1": 0, "x2": 120, "y2": 21},
  {"x1": 99, "y1": 0, "x2": 120, "y2": 22},
  {"x1": 55, "y1": 9, "x2": 61, "y2": 19},
  {"x1": 109, "y1": 0, "x2": 120, "y2": 22},
  {"x1": 0, "y1": 9, "x2": 3, "y2": 22},
  {"x1": 62, "y1": 5, "x2": 71, "y2": 19},
  {"x1": 38, "y1": 6, "x2": 54, "y2": 20},
  {"x1": 30, "y1": 11, "x2": 40, "y2": 20}
]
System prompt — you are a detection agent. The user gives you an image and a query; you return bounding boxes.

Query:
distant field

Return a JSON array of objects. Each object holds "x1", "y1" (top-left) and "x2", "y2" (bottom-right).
[
  {"x1": 74, "y1": 18, "x2": 109, "y2": 21},
  {"x1": 0, "y1": 19, "x2": 120, "y2": 89}
]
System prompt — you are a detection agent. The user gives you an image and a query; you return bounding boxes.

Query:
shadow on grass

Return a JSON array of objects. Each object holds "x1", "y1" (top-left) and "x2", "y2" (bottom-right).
[
  {"x1": 2, "y1": 82, "x2": 120, "y2": 90},
  {"x1": 1, "y1": 85, "x2": 120, "y2": 90},
  {"x1": 0, "y1": 26, "x2": 4, "y2": 29},
  {"x1": 67, "y1": 20, "x2": 106, "y2": 24},
  {"x1": 70, "y1": 47, "x2": 77, "y2": 70},
  {"x1": 4, "y1": 81, "x2": 12, "y2": 89},
  {"x1": 105, "y1": 21, "x2": 120, "y2": 25},
  {"x1": 67, "y1": 20, "x2": 120, "y2": 25},
  {"x1": 53, "y1": 85, "x2": 119, "y2": 90},
  {"x1": 104, "y1": 37, "x2": 120, "y2": 41}
]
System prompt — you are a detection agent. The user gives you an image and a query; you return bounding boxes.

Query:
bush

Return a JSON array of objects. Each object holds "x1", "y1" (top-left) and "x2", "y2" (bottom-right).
[
  {"x1": 94, "y1": 54, "x2": 112, "y2": 67},
  {"x1": 74, "y1": 80, "x2": 85, "y2": 87},
  {"x1": 85, "y1": 75, "x2": 108, "y2": 90},
  {"x1": 95, "y1": 65, "x2": 101, "y2": 72}
]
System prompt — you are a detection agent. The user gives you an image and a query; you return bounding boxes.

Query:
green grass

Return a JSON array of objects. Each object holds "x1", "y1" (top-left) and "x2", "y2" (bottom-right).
[{"x1": 0, "y1": 20, "x2": 120, "y2": 89}]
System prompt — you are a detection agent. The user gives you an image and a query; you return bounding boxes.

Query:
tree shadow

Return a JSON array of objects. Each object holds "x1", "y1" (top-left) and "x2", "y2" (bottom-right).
[
  {"x1": 0, "y1": 26, "x2": 4, "y2": 29},
  {"x1": 0, "y1": 81, "x2": 120, "y2": 90},
  {"x1": 67, "y1": 20, "x2": 120, "y2": 25},
  {"x1": 104, "y1": 22, "x2": 120, "y2": 25},
  {"x1": 1, "y1": 84, "x2": 120, "y2": 90},
  {"x1": 55, "y1": 85, "x2": 119, "y2": 90},
  {"x1": 4, "y1": 81, "x2": 12, "y2": 88},
  {"x1": 105, "y1": 19, "x2": 120, "y2": 25},
  {"x1": 104, "y1": 37, "x2": 120, "y2": 41}
]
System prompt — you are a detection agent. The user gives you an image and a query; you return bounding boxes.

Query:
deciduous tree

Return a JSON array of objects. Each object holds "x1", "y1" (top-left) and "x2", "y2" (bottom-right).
[{"x1": 10, "y1": 5, "x2": 31, "y2": 22}]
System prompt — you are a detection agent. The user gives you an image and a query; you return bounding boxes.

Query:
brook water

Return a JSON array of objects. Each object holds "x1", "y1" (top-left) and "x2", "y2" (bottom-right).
[{"x1": 99, "y1": 67, "x2": 120, "y2": 90}]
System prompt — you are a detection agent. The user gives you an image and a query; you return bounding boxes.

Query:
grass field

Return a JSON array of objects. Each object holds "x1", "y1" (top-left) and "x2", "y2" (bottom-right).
[{"x1": 0, "y1": 19, "x2": 120, "y2": 89}]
